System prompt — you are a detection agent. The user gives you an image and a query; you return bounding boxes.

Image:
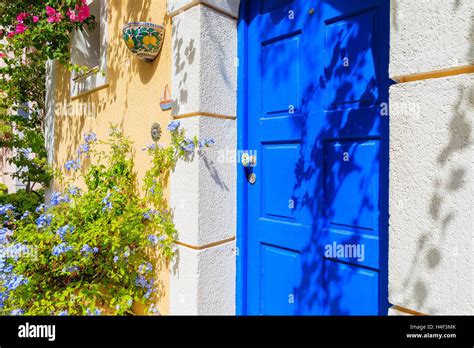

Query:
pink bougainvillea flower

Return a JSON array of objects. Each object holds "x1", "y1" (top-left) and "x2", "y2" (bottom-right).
[
  {"x1": 6, "y1": 32, "x2": 15, "y2": 39},
  {"x1": 32, "y1": 16, "x2": 39, "y2": 23},
  {"x1": 77, "y1": 3, "x2": 90, "y2": 21},
  {"x1": 47, "y1": 13, "x2": 63, "y2": 23},
  {"x1": 46, "y1": 5, "x2": 63, "y2": 23},
  {"x1": 15, "y1": 24, "x2": 27, "y2": 34},
  {"x1": 0, "y1": 52, "x2": 7, "y2": 59},
  {"x1": 67, "y1": 10, "x2": 77, "y2": 22},
  {"x1": 16, "y1": 12, "x2": 29, "y2": 23},
  {"x1": 68, "y1": 1, "x2": 91, "y2": 23},
  {"x1": 45, "y1": 6, "x2": 56, "y2": 16}
]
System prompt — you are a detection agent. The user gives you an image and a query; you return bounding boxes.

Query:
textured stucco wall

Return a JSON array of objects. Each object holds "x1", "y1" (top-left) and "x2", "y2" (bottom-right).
[
  {"x1": 389, "y1": 74, "x2": 474, "y2": 315},
  {"x1": 168, "y1": 0, "x2": 240, "y2": 18},
  {"x1": 52, "y1": 0, "x2": 172, "y2": 315},
  {"x1": 390, "y1": 0, "x2": 474, "y2": 77},
  {"x1": 170, "y1": 3, "x2": 238, "y2": 117},
  {"x1": 171, "y1": 116, "x2": 236, "y2": 246},
  {"x1": 389, "y1": 0, "x2": 474, "y2": 315},
  {"x1": 171, "y1": 242, "x2": 235, "y2": 314},
  {"x1": 168, "y1": 0, "x2": 239, "y2": 315}
]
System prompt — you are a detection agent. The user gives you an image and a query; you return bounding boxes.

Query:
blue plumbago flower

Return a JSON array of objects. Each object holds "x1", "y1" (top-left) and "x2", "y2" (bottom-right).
[
  {"x1": 0, "y1": 259, "x2": 13, "y2": 274},
  {"x1": 62, "y1": 265, "x2": 79, "y2": 273},
  {"x1": 142, "y1": 209, "x2": 159, "y2": 220},
  {"x1": 86, "y1": 308, "x2": 102, "y2": 316},
  {"x1": 50, "y1": 192, "x2": 70, "y2": 206},
  {"x1": 148, "y1": 304, "x2": 160, "y2": 315},
  {"x1": 135, "y1": 275, "x2": 154, "y2": 289},
  {"x1": 84, "y1": 132, "x2": 97, "y2": 144},
  {"x1": 138, "y1": 262, "x2": 153, "y2": 274},
  {"x1": 58, "y1": 310, "x2": 69, "y2": 316},
  {"x1": 19, "y1": 148, "x2": 36, "y2": 160},
  {"x1": 124, "y1": 249, "x2": 130, "y2": 258},
  {"x1": 113, "y1": 255, "x2": 119, "y2": 263},
  {"x1": 147, "y1": 235, "x2": 159, "y2": 245},
  {"x1": 35, "y1": 204, "x2": 46, "y2": 213},
  {"x1": 102, "y1": 201, "x2": 112, "y2": 211},
  {"x1": 127, "y1": 299, "x2": 133, "y2": 306},
  {"x1": 198, "y1": 138, "x2": 216, "y2": 149},
  {"x1": 52, "y1": 243, "x2": 73, "y2": 257},
  {"x1": 0, "y1": 228, "x2": 13, "y2": 244},
  {"x1": 181, "y1": 138, "x2": 195, "y2": 153},
  {"x1": 144, "y1": 288, "x2": 153, "y2": 299},
  {"x1": 64, "y1": 158, "x2": 81, "y2": 171},
  {"x1": 20, "y1": 211, "x2": 30, "y2": 220},
  {"x1": 68, "y1": 186, "x2": 81, "y2": 196},
  {"x1": 56, "y1": 225, "x2": 75, "y2": 241},
  {"x1": 142, "y1": 143, "x2": 161, "y2": 151},
  {"x1": 3, "y1": 274, "x2": 28, "y2": 291},
  {"x1": 147, "y1": 234, "x2": 165, "y2": 246},
  {"x1": 0, "y1": 204, "x2": 15, "y2": 215},
  {"x1": 19, "y1": 148, "x2": 31, "y2": 156},
  {"x1": 115, "y1": 305, "x2": 120, "y2": 311},
  {"x1": 81, "y1": 244, "x2": 99, "y2": 255},
  {"x1": 79, "y1": 143, "x2": 90, "y2": 154},
  {"x1": 36, "y1": 214, "x2": 52, "y2": 229},
  {"x1": 8, "y1": 243, "x2": 29, "y2": 261},
  {"x1": 102, "y1": 193, "x2": 113, "y2": 212},
  {"x1": 10, "y1": 309, "x2": 24, "y2": 316},
  {"x1": 167, "y1": 121, "x2": 180, "y2": 132}
]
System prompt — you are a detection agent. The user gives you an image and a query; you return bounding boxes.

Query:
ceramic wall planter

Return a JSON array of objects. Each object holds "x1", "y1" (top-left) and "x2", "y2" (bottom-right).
[{"x1": 122, "y1": 22, "x2": 165, "y2": 62}]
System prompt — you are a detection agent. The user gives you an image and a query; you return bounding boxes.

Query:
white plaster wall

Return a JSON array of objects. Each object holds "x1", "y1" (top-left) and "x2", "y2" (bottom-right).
[
  {"x1": 170, "y1": 116, "x2": 236, "y2": 246},
  {"x1": 199, "y1": 6, "x2": 238, "y2": 116},
  {"x1": 169, "y1": 0, "x2": 239, "y2": 315},
  {"x1": 170, "y1": 245, "x2": 200, "y2": 314},
  {"x1": 170, "y1": 241, "x2": 236, "y2": 315},
  {"x1": 168, "y1": 0, "x2": 240, "y2": 18},
  {"x1": 171, "y1": 5, "x2": 202, "y2": 116},
  {"x1": 196, "y1": 241, "x2": 235, "y2": 314},
  {"x1": 389, "y1": 74, "x2": 474, "y2": 315},
  {"x1": 390, "y1": 0, "x2": 474, "y2": 77},
  {"x1": 45, "y1": 60, "x2": 56, "y2": 167},
  {"x1": 171, "y1": 4, "x2": 237, "y2": 117}
]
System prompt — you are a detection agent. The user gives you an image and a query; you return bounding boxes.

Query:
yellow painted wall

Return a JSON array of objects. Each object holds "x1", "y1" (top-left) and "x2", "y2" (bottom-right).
[{"x1": 53, "y1": 0, "x2": 172, "y2": 315}]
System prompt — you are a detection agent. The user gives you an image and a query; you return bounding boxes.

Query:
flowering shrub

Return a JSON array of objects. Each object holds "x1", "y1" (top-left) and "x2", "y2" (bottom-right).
[
  {"x1": 0, "y1": 122, "x2": 214, "y2": 315},
  {"x1": 0, "y1": 0, "x2": 96, "y2": 192}
]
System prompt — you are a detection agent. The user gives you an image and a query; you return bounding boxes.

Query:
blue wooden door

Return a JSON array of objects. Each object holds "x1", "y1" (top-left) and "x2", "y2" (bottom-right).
[{"x1": 240, "y1": 0, "x2": 390, "y2": 315}]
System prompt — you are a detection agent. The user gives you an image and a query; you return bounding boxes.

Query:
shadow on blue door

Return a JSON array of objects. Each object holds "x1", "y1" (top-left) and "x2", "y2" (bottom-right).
[{"x1": 239, "y1": 0, "x2": 391, "y2": 315}]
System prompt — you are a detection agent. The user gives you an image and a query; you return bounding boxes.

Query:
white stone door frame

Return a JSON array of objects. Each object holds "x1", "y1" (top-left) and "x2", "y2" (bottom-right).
[{"x1": 167, "y1": 0, "x2": 241, "y2": 315}]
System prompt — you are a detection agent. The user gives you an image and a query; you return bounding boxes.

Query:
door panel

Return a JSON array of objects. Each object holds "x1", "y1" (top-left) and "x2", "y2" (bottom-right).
[
  {"x1": 242, "y1": 0, "x2": 389, "y2": 315},
  {"x1": 262, "y1": 33, "x2": 301, "y2": 116},
  {"x1": 325, "y1": 9, "x2": 380, "y2": 110},
  {"x1": 325, "y1": 259, "x2": 379, "y2": 315}
]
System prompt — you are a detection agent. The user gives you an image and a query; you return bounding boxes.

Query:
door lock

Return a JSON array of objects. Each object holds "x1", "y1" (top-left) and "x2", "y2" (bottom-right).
[{"x1": 241, "y1": 153, "x2": 257, "y2": 168}]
